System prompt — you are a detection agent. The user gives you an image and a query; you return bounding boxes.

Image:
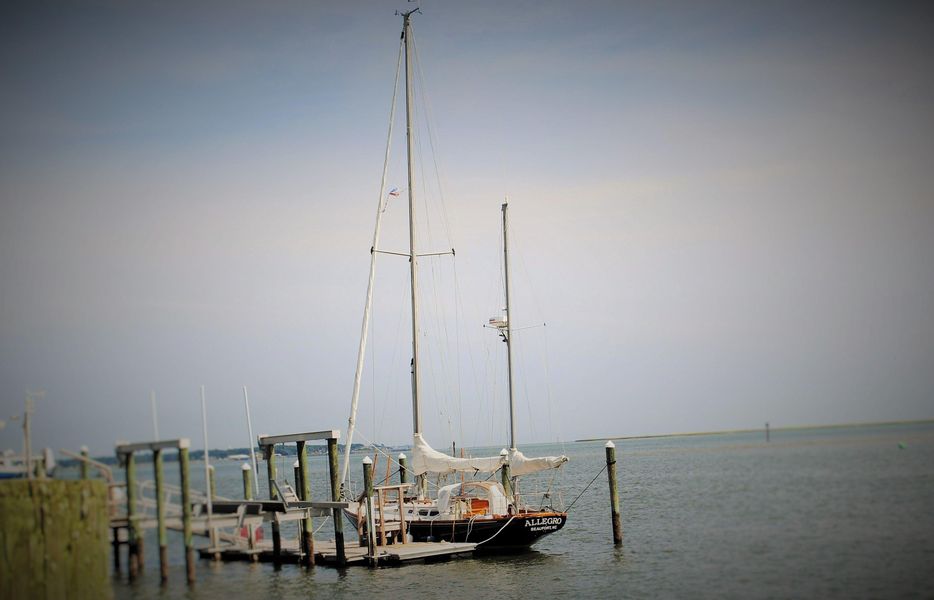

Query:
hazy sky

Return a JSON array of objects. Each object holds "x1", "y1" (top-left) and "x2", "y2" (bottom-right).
[{"x1": 1, "y1": 1, "x2": 932, "y2": 455}]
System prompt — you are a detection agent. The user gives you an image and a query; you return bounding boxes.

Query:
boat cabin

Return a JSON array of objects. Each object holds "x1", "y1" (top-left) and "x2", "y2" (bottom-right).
[{"x1": 436, "y1": 481, "x2": 510, "y2": 519}]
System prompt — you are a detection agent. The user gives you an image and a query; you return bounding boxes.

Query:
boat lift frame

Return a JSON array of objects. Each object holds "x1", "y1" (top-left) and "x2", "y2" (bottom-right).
[{"x1": 256, "y1": 429, "x2": 347, "y2": 566}]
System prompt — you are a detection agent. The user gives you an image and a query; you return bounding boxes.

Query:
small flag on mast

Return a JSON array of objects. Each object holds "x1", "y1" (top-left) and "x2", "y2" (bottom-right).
[{"x1": 388, "y1": 187, "x2": 400, "y2": 196}]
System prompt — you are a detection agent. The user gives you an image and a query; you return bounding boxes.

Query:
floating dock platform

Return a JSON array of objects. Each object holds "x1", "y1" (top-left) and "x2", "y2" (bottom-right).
[{"x1": 199, "y1": 539, "x2": 477, "y2": 566}]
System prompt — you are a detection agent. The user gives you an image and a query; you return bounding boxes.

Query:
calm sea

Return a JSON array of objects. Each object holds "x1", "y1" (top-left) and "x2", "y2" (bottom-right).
[{"x1": 105, "y1": 422, "x2": 934, "y2": 599}]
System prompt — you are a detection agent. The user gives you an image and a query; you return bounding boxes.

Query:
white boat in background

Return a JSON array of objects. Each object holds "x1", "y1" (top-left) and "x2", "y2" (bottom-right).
[
  {"x1": 1, "y1": 395, "x2": 55, "y2": 479},
  {"x1": 0, "y1": 450, "x2": 28, "y2": 479}
]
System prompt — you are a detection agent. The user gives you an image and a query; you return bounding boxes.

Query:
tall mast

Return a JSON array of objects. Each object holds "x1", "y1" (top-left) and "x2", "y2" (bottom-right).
[
  {"x1": 502, "y1": 202, "x2": 517, "y2": 450},
  {"x1": 403, "y1": 11, "x2": 423, "y2": 437}
]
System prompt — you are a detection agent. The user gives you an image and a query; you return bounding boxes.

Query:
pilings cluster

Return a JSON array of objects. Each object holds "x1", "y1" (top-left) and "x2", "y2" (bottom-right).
[{"x1": 115, "y1": 438, "x2": 195, "y2": 583}]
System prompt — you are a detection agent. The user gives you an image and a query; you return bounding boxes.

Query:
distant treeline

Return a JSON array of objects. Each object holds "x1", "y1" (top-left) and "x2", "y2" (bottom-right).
[{"x1": 60, "y1": 443, "x2": 394, "y2": 467}]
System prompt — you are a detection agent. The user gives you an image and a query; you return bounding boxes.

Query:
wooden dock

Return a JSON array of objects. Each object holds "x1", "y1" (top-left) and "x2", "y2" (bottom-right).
[
  {"x1": 317, "y1": 539, "x2": 477, "y2": 565},
  {"x1": 110, "y1": 428, "x2": 481, "y2": 579},
  {"x1": 199, "y1": 538, "x2": 477, "y2": 566}
]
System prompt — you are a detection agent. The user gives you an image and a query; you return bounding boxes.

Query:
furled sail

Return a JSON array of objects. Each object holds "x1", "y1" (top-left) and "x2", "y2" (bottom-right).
[
  {"x1": 411, "y1": 434, "x2": 503, "y2": 475},
  {"x1": 410, "y1": 433, "x2": 569, "y2": 477},
  {"x1": 507, "y1": 448, "x2": 568, "y2": 477}
]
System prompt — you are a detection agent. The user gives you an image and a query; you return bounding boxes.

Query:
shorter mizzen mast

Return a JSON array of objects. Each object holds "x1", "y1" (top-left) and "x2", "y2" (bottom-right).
[
  {"x1": 502, "y1": 201, "x2": 518, "y2": 451},
  {"x1": 489, "y1": 201, "x2": 568, "y2": 476},
  {"x1": 411, "y1": 201, "x2": 568, "y2": 480}
]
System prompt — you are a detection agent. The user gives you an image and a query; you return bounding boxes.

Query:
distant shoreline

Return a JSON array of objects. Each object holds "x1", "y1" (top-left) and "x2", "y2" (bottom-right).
[{"x1": 575, "y1": 418, "x2": 934, "y2": 443}]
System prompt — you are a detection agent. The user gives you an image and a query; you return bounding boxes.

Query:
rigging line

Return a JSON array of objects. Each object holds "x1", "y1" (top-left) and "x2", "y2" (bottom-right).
[
  {"x1": 565, "y1": 462, "x2": 609, "y2": 513},
  {"x1": 453, "y1": 258, "x2": 464, "y2": 451},
  {"x1": 541, "y1": 322, "x2": 562, "y2": 452},
  {"x1": 380, "y1": 279, "x2": 409, "y2": 423},
  {"x1": 429, "y1": 260, "x2": 459, "y2": 446},
  {"x1": 407, "y1": 40, "x2": 455, "y2": 434},
  {"x1": 409, "y1": 25, "x2": 455, "y2": 249},
  {"x1": 454, "y1": 261, "x2": 489, "y2": 449},
  {"x1": 342, "y1": 34, "x2": 404, "y2": 486},
  {"x1": 506, "y1": 212, "x2": 552, "y2": 446},
  {"x1": 520, "y1": 349, "x2": 536, "y2": 444},
  {"x1": 513, "y1": 222, "x2": 548, "y2": 330}
]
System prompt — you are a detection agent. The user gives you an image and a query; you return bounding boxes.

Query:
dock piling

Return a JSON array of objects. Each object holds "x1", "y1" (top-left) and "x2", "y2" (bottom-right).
[
  {"x1": 154, "y1": 448, "x2": 168, "y2": 582},
  {"x1": 362, "y1": 456, "x2": 376, "y2": 566},
  {"x1": 179, "y1": 445, "x2": 195, "y2": 583},
  {"x1": 326, "y1": 437, "x2": 346, "y2": 566},
  {"x1": 606, "y1": 441, "x2": 622, "y2": 546},
  {"x1": 208, "y1": 464, "x2": 217, "y2": 499},
  {"x1": 398, "y1": 452, "x2": 408, "y2": 486},
  {"x1": 766, "y1": 421, "x2": 770, "y2": 442},
  {"x1": 124, "y1": 451, "x2": 140, "y2": 579},
  {"x1": 112, "y1": 523, "x2": 121, "y2": 573},
  {"x1": 264, "y1": 444, "x2": 282, "y2": 567},
  {"x1": 242, "y1": 463, "x2": 252, "y2": 500},
  {"x1": 241, "y1": 463, "x2": 256, "y2": 555},
  {"x1": 80, "y1": 445, "x2": 89, "y2": 480},
  {"x1": 297, "y1": 442, "x2": 315, "y2": 567}
]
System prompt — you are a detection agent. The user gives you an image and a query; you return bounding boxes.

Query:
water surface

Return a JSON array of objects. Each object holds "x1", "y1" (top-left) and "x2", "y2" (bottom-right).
[{"x1": 108, "y1": 423, "x2": 934, "y2": 598}]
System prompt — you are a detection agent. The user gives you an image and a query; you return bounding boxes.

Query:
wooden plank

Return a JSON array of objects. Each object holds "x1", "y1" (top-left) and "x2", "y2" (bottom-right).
[
  {"x1": 257, "y1": 430, "x2": 339, "y2": 446},
  {"x1": 383, "y1": 542, "x2": 476, "y2": 562},
  {"x1": 373, "y1": 483, "x2": 412, "y2": 491},
  {"x1": 308, "y1": 501, "x2": 350, "y2": 509}
]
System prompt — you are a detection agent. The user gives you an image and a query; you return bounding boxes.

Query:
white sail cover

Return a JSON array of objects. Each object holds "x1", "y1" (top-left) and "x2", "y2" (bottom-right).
[
  {"x1": 507, "y1": 448, "x2": 568, "y2": 477},
  {"x1": 410, "y1": 433, "x2": 568, "y2": 476},
  {"x1": 411, "y1": 434, "x2": 503, "y2": 475}
]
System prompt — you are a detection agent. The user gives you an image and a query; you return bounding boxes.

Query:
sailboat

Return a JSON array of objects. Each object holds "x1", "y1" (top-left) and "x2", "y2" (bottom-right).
[{"x1": 340, "y1": 10, "x2": 568, "y2": 551}]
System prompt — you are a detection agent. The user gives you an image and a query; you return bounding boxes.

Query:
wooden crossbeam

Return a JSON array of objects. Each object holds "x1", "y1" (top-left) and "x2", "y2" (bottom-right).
[
  {"x1": 257, "y1": 430, "x2": 339, "y2": 446},
  {"x1": 115, "y1": 439, "x2": 190, "y2": 454}
]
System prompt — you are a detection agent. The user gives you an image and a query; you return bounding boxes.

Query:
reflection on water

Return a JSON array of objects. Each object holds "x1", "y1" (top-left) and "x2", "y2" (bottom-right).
[{"x1": 109, "y1": 422, "x2": 934, "y2": 599}]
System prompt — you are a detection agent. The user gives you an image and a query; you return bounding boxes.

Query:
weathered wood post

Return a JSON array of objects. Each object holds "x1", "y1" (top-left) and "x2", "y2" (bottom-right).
[
  {"x1": 1, "y1": 479, "x2": 112, "y2": 598},
  {"x1": 242, "y1": 463, "x2": 252, "y2": 499},
  {"x1": 297, "y1": 441, "x2": 315, "y2": 567},
  {"x1": 124, "y1": 450, "x2": 140, "y2": 579},
  {"x1": 112, "y1": 520, "x2": 121, "y2": 573},
  {"x1": 35, "y1": 456, "x2": 47, "y2": 479},
  {"x1": 398, "y1": 452, "x2": 408, "y2": 486},
  {"x1": 326, "y1": 437, "x2": 346, "y2": 566},
  {"x1": 208, "y1": 465, "x2": 217, "y2": 499},
  {"x1": 362, "y1": 456, "x2": 376, "y2": 566},
  {"x1": 606, "y1": 441, "x2": 622, "y2": 546},
  {"x1": 154, "y1": 448, "x2": 168, "y2": 582},
  {"x1": 241, "y1": 463, "x2": 256, "y2": 554},
  {"x1": 500, "y1": 449, "x2": 512, "y2": 500},
  {"x1": 292, "y1": 459, "x2": 302, "y2": 551},
  {"x1": 264, "y1": 444, "x2": 282, "y2": 567},
  {"x1": 766, "y1": 422, "x2": 770, "y2": 442},
  {"x1": 179, "y1": 444, "x2": 195, "y2": 584},
  {"x1": 80, "y1": 445, "x2": 90, "y2": 480}
]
